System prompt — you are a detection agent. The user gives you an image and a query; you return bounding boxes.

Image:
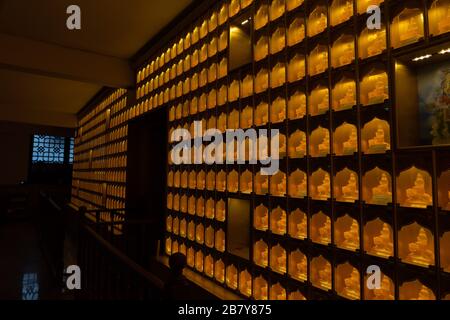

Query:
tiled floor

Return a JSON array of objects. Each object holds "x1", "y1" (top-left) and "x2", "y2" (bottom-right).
[{"x1": 0, "y1": 220, "x2": 63, "y2": 300}]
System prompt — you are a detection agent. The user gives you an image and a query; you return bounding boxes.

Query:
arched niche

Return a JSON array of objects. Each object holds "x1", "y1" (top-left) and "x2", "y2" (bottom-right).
[
  {"x1": 270, "y1": 171, "x2": 287, "y2": 196},
  {"x1": 255, "y1": 172, "x2": 269, "y2": 195},
  {"x1": 335, "y1": 214, "x2": 360, "y2": 251},
  {"x1": 362, "y1": 167, "x2": 392, "y2": 205},
  {"x1": 187, "y1": 247, "x2": 195, "y2": 268},
  {"x1": 308, "y1": 44, "x2": 328, "y2": 76},
  {"x1": 179, "y1": 219, "x2": 187, "y2": 237},
  {"x1": 270, "y1": 62, "x2": 286, "y2": 88},
  {"x1": 289, "y1": 290, "x2": 306, "y2": 300},
  {"x1": 253, "y1": 276, "x2": 268, "y2": 300},
  {"x1": 334, "y1": 167, "x2": 359, "y2": 203},
  {"x1": 195, "y1": 224, "x2": 204, "y2": 244},
  {"x1": 331, "y1": 34, "x2": 355, "y2": 68},
  {"x1": 363, "y1": 273, "x2": 394, "y2": 300},
  {"x1": 289, "y1": 208, "x2": 307, "y2": 239},
  {"x1": 165, "y1": 238, "x2": 172, "y2": 255},
  {"x1": 360, "y1": 67, "x2": 389, "y2": 105},
  {"x1": 288, "y1": 90, "x2": 306, "y2": 120},
  {"x1": 270, "y1": 27, "x2": 286, "y2": 55},
  {"x1": 332, "y1": 77, "x2": 356, "y2": 111},
  {"x1": 397, "y1": 166, "x2": 433, "y2": 209},
  {"x1": 204, "y1": 255, "x2": 214, "y2": 278},
  {"x1": 289, "y1": 249, "x2": 308, "y2": 281},
  {"x1": 288, "y1": 54, "x2": 306, "y2": 83},
  {"x1": 335, "y1": 262, "x2": 361, "y2": 300},
  {"x1": 187, "y1": 221, "x2": 195, "y2": 241},
  {"x1": 398, "y1": 222, "x2": 435, "y2": 267},
  {"x1": 215, "y1": 259, "x2": 225, "y2": 283},
  {"x1": 215, "y1": 199, "x2": 226, "y2": 222},
  {"x1": 188, "y1": 195, "x2": 196, "y2": 215},
  {"x1": 255, "y1": 100, "x2": 269, "y2": 125},
  {"x1": 226, "y1": 264, "x2": 238, "y2": 289},
  {"x1": 195, "y1": 250, "x2": 204, "y2": 272},
  {"x1": 270, "y1": 206, "x2": 287, "y2": 235},
  {"x1": 254, "y1": 239, "x2": 269, "y2": 267},
  {"x1": 364, "y1": 218, "x2": 393, "y2": 258},
  {"x1": 240, "y1": 170, "x2": 253, "y2": 194},
  {"x1": 429, "y1": 0, "x2": 450, "y2": 36},
  {"x1": 239, "y1": 269, "x2": 252, "y2": 297},
  {"x1": 361, "y1": 117, "x2": 391, "y2": 154},
  {"x1": 215, "y1": 229, "x2": 225, "y2": 252},
  {"x1": 309, "y1": 168, "x2": 331, "y2": 200},
  {"x1": 333, "y1": 122, "x2": 358, "y2": 156},
  {"x1": 227, "y1": 170, "x2": 239, "y2": 193},
  {"x1": 390, "y1": 7, "x2": 424, "y2": 49},
  {"x1": 288, "y1": 130, "x2": 307, "y2": 159},
  {"x1": 310, "y1": 255, "x2": 332, "y2": 290},
  {"x1": 308, "y1": 6, "x2": 327, "y2": 37},
  {"x1": 309, "y1": 85, "x2": 329, "y2": 116},
  {"x1": 205, "y1": 226, "x2": 214, "y2": 248},
  {"x1": 289, "y1": 169, "x2": 307, "y2": 198},
  {"x1": 287, "y1": 17, "x2": 305, "y2": 46},
  {"x1": 270, "y1": 244, "x2": 287, "y2": 274},
  {"x1": 270, "y1": 283, "x2": 287, "y2": 300},
  {"x1": 196, "y1": 197, "x2": 204, "y2": 217},
  {"x1": 330, "y1": 0, "x2": 354, "y2": 26},
  {"x1": 310, "y1": 126, "x2": 330, "y2": 157},
  {"x1": 216, "y1": 170, "x2": 227, "y2": 191},
  {"x1": 240, "y1": 105, "x2": 253, "y2": 129},
  {"x1": 399, "y1": 280, "x2": 436, "y2": 300},
  {"x1": 310, "y1": 211, "x2": 331, "y2": 245},
  {"x1": 254, "y1": 204, "x2": 269, "y2": 231},
  {"x1": 270, "y1": 96, "x2": 286, "y2": 123}
]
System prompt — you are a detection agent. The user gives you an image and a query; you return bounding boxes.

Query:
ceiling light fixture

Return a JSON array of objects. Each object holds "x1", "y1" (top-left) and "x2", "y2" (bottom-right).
[
  {"x1": 412, "y1": 54, "x2": 432, "y2": 62},
  {"x1": 438, "y1": 48, "x2": 450, "y2": 55},
  {"x1": 241, "y1": 19, "x2": 249, "y2": 25}
]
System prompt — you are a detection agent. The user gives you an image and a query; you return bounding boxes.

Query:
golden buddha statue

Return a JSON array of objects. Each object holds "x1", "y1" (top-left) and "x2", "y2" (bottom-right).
[
  {"x1": 368, "y1": 79, "x2": 388, "y2": 104},
  {"x1": 343, "y1": 269, "x2": 360, "y2": 300},
  {"x1": 372, "y1": 173, "x2": 392, "y2": 204},
  {"x1": 342, "y1": 173, "x2": 359, "y2": 202},
  {"x1": 400, "y1": 17, "x2": 421, "y2": 45},
  {"x1": 274, "y1": 175, "x2": 287, "y2": 196},
  {"x1": 215, "y1": 264, "x2": 225, "y2": 282},
  {"x1": 259, "y1": 284, "x2": 269, "y2": 300},
  {"x1": 367, "y1": 31, "x2": 385, "y2": 57},
  {"x1": 342, "y1": 220, "x2": 359, "y2": 250},
  {"x1": 406, "y1": 227, "x2": 434, "y2": 266},
  {"x1": 271, "y1": 97, "x2": 286, "y2": 122},
  {"x1": 368, "y1": 124, "x2": 390, "y2": 152},
  {"x1": 288, "y1": 22, "x2": 305, "y2": 46},
  {"x1": 292, "y1": 177, "x2": 307, "y2": 198},
  {"x1": 228, "y1": 272, "x2": 238, "y2": 289},
  {"x1": 317, "y1": 173, "x2": 331, "y2": 200},
  {"x1": 405, "y1": 173, "x2": 432, "y2": 208},
  {"x1": 412, "y1": 285, "x2": 435, "y2": 300},
  {"x1": 438, "y1": 6, "x2": 450, "y2": 34},
  {"x1": 343, "y1": 127, "x2": 358, "y2": 154},
  {"x1": 259, "y1": 248, "x2": 269, "y2": 266},
  {"x1": 372, "y1": 276, "x2": 394, "y2": 300},
  {"x1": 339, "y1": 43, "x2": 354, "y2": 66},
  {"x1": 296, "y1": 219, "x2": 307, "y2": 239},
  {"x1": 318, "y1": 263, "x2": 332, "y2": 289},
  {"x1": 318, "y1": 216, "x2": 332, "y2": 244},
  {"x1": 372, "y1": 223, "x2": 393, "y2": 257},
  {"x1": 275, "y1": 215, "x2": 287, "y2": 234},
  {"x1": 339, "y1": 86, "x2": 356, "y2": 110},
  {"x1": 318, "y1": 131, "x2": 330, "y2": 156},
  {"x1": 295, "y1": 255, "x2": 308, "y2": 280}
]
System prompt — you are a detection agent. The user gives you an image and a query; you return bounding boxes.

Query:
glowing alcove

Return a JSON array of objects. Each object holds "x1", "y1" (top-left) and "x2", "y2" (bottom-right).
[
  {"x1": 180, "y1": 195, "x2": 187, "y2": 213},
  {"x1": 215, "y1": 259, "x2": 225, "y2": 283},
  {"x1": 227, "y1": 170, "x2": 239, "y2": 193},
  {"x1": 364, "y1": 218, "x2": 393, "y2": 258},
  {"x1": 179, "y1": 219, "x2": 187, "y2": 238},
  {"x1": 399, "y1": 280, "x2": 436, "y2": 300},
  {"x1": 255, "y1": 101, "x2": 269, "y2": 126},
  {"x1": 289, "y1": 130, "x2": 307, "y2": 159},
  {"x1": 332, "y1": 77, "x2": 356, "y2": 111},
  {"x1": 391, "y1": 8, "x2": 424, "y2": 49},
  {"x1": 215, "y1": 199, "x2": 226, "y2": 222},
  {"x1": 309, "y1": 126, "x2": 330, "y2": 157},
  {"x1": 206, "y1": 171, "x2": 215, "y2": 191},
  {"x1": 226, "y1": 264, "x2": 238, "y2": 290},
  {"x1": 205, "y1": 198, "x2": 215, "y2": 219},
  {"x1": 216, "y1": 170, "x2": 226, "y2": 192},
  {"x1": 270, "y1": 0, "x2": 285, "y2": 21},
  {"x1": 334, "y1": 168, "x2": 359, "y2": 203},
  {"x1": 254, "y1": 204, "x2": 269, "y2": 231},
  {"x1": 289, "y1": 291, "x2": 306, "y2": 300},
  {"x1": 166, "y1": 216, "x2": 172, "y2": 233},
  {"x1": 330, "y1": 0, "x2": 353, "y2": 26},
  {"x1": 205, "y1": 226, "x2": 214, "y2": 248},
  {"x1": 289, "y1": 208, "x2": 307, "y2": 239},
  {"x1": 240, "y1": 170, "x2": 253, "y2": 194},
  {"x1": 218, "y1": 112, "x2": 227, "y2": 131},
  {"x1": 331, "y1": 34, "x2": 355, "y2": 68},
  {"x1": 310, "y1": 255, "x2": 332, "y2": 290},
  {"x1": 308, "y1": 5, "x2": 328, "y2": 37},
  {"x1": 240, "y1": 105, "x2": 253, "y2": 129},
  {"x1": 195, "y1": 224, "x2": 204, "y2": 244},
  {"x1": 308, "y1": 44, "x2": 329, "y2": 76},
  {"x1": 270, "y1": 26, "x2": 286, "y2": 55},
  {"x1": 167, "y1": 193, "x2": 173, "y2": 210},
  {"x1": 287, "y1": 18, "x2": 305, "y2": 46},
  {"x1": 270, "y1": 62, "x2": 286, "y2": 89},
  {"x1": 219, "y1": 30, "x2": 228, "y2": 52},
  {"x1": 335, "y1": 263, "x2": 360, "y2": 300},
  {"x1": 438, "y1": 170, "x2": 450, "y2": 210},
  {"x1": 288, "y1": 90, "x2": 306, "y2": 120},
  {"x1": 255, "y1": 172, "x2": 269, "y2": 195},
  {"x1": 310, "y1": 168, "x2": 331, "y2": 200},
  {"x1": 255, "y1": 4, "x2": 269, "y2": 30},
  {"x1": 270, "y1": 283, "x2": 287, "y2": 300},
  {"x1": 359, "y1": 25, "x2": 386, "y2": 60},
  {"x1": 204, "y1": 255, "x2": 214, "y2": 278},
  {"x1": 173, "y1": 194, "x2": 180, "y2": 211},
  {"x1": 289, "y1": 169, "x2": 307, "y2": 199},
  {"x1": 195, "y1": 250, "x2": 204, "y2": 272},
  {"x1": 397, "y1": 166, "x2": 433, "y2": 209},
  {"x1": 311, "y1": 211, "x2": 332, "y2": 245},
  {"x1": 189, "y1": 171, "x2": 197, "y2": 189},
  {"x1": 255, "y1": 68, "x2": 269, "y2": 94},
  {"x1": 361, "y1": 118, "x2": 391, "y2": 154},
  {"x1": 360, "y1": 68, "x2": 389, "y2": 106},
  {"x1": 287, "y1": 0, "x2": 304, "y2": 11},
  {"x1": 357, "y1": 0, "x2": 383, "y2": 14},
  {"x1": 254, "y1": 35, "x2": 269, "y2": 61},
  {"x1": 253, "y1": 276, "x2": 268, "y2": 300},
  {"x1": 398, "y1": 222, "x2": 435, "y2": 267},
  {"x1": 362, "y1": 167, "x2": 392, "y2": 205},
  {"x1": 179, "y1": 243, "x2": 186, "y2": 256},
  {"x1": 334, "y1": 122, "x2": 358, "y2": 156},
  {"x1": 335, "y1": 214, "x2": 360, "y2": 251},
  {"x1": 309, "y1": 85, "x2": 329, "y2": 116},
  {"x1": 187, "y1": 247, "x2": 195, "y2": 267},
  {"x1": 215, "y1": 228, "x2": 226, "y2": 252},
  {"x1": 254, "y1": 239, "x2": 269, "y2": 267},
  {"x1": 229, "y1": 0, "x2": 240, "y2": 17},
  {"x1": 174, "y1": 171, "x2": 180, "y2": 187},
  {"x1": 239, "y1": 270, "x2": 252, "y2": 297},
  {"x1": 270, "y1": 96, "x2": 287, "y2": 123},
  {"x1": 165, "y1": 238, "x2": 172, "y2": 255},
  {"x1": 288, "y1": 54, "x2": 306, "y2": 83},
  {"x1": 270, "y1": 171, "x2": 287, "y2": 197},
  {"x1": 289, "y1": 250, "x2": 308, "y2": 281},
  {"x1": 364, "y1": 273, "x2": 394, "y2": 300},
  {"x1": 197, "y1": 170, "x2": 206, "y2": 190},
  {"x1": 218, "y1": 57, "x2": 228, "y2": 79},
  {"x1": 196, "y1": 197, "x2": 204, "y2": 217},
  {"x1": 270, "y1": 244, "x2": 287, "y2": 274},
  {"x1": 440, "y1": 232, "x2": 450, "y2": 273},
  {"x1": 229, "y1": 80, "x2": 240, "y2": 103},
  {"x1": 429, "y1": 0, "x2": 450, "y2": 36},
  {"x1": 270, "y1": 206, "x2": 287, "y2": 235}
]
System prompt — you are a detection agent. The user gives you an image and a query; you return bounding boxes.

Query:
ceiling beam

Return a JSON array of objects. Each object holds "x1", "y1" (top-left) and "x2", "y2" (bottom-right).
[{"x1": 0, "y1": 33, "x2": 134, "y2": 88}]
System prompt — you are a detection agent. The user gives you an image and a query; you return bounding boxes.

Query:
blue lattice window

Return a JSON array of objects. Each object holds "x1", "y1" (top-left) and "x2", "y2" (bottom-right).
[
  {"x1": 32, "y1": 135, "x2": 66, "y2": 164},
  {"x1": 68, "y1": 137, "x2": 75, "y2": 164}
]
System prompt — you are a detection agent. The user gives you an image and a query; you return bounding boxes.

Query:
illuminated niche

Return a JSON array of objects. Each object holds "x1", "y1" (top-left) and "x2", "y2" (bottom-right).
[
  {"x1": 360, "y1": 67, "x2": 389, "y2": 105},
  {"x1": 361, "y1": 118, "x2": 391, "y2": 154},
  {"x1": 364, "y1": 218, "x2": 393, "y2": 258},
  {"x1": 399, "y1": 280, "x2": 436, "y2": 300},
  {"x1": 203, "y1": 255, "x2": 214, "y2": 278},
  {"x1": 398, "y1": 222, "x2": 435, "y2": 267},
  {"x1": 270, "y1": 206, "x2": 287, "y2": 235},
  {"x1": 310, "y1": 168, "x2": 331, "y2": 200},
  {"x1": 333, "y1": 122, "x2": 358, "y2": 156},
  {"x1": 255, "y1": 100, "x2": 269, "y2": 126},
  {"x1": 335, "y1": 262, "x2": 360, "y2": 300},
  {"x1": 240, "y1": 170, "x2": 253, "y2": 194},
  {"x1": 309, "y1": 84, "x2": 329, "y2": 116},
  {"x1": 215, "y1": 260, "x2": 225, "y2": 283},
  {"x1": 205, "y1": 227, "x2": 214, "y2": 248},
  {"x1": 429, "y1": 0, "x2": 450, "y2": 36},
  {"x1": 310, "y1": 211, "x2": 331, "y2": 245},
  {"x1": 310, "y1": 255, "x2": 332, "y2": 290},
  {"x1": 196, "y1": 223, "x2": 204, "y2": 244},
  {"x1": 334, "y1": 168, "x2": 359, "y2": 203},
  {"x1": 215, "y1": 199, "x2": 226, "y2": 222},
  {"x1": 288, "y1": 130, "x2": 307, "y2": 159},
  {"x1": 288, "y1": 54, "x2": 306, "y2": 82},
  {"x1": 289, "y1": 291, "x2": 306, "y2": 300},
  {"x1": 196, "y1": 197, "x2": 204, "y2": 217},
  {"x1": 187, "y1": 247, "x2": 195, "y2": 267},
  {"x1": 330, "y1": 0, "x2": 353, "y2": 26},
  {"x1": 397, "y1": 166, "x2": 433, "y2": 209},
  {"x1": 332, "y1": 77, "x2": 356, "y2": 111},
  {"x1": 309, "y1": 126, "x2": 330, "y2": 157},
  {"x1": 255, "y1": 4, "x2": 269, "y2": 30},
  {"x1": 270, "y1": 0, "x2": 285, "y2": 21},
  {"x1": 226, "y1": 264, "x2": 238, "y2": 290},
  {"x1": 438, "y1": 170, "x2": 450, "y2": 210},
  {"x1": 308, "y1": 44, "x2": 329, "y2": 76},
  {"x1": 227, "y1": 169, "x2": 239, "y2": 193},
  {"x1": 254, "y1": 35, "x2": 269, "y2": 61},
  {"x1": 288, "y1": 169, "x2": 307, "y2": 198},
  {"x1": 254, "y1": 239, "x2": 269, "y2": 267},
  {"x1": 287, "y1": 18, "x2": 305, "y2": 46},
  {"x1": 331, "y1": 34, "x2": 355, "y2": 68},
  {"x1": 364, "y1": 273, "x2": 394, "y2": 300},
  {"x1": 270, "y1": 26, "x2": 286, "y2": 55},
  {"x1": 253, "y1": 276, "x2": 268, "y2": 300},
  {"x1": 287, "y1": 0, "x2": 304, "y2": 11},
  {"x1": 240, "y1": 105, "x2": 253, "y2": 129},
  {"x1": 270, "y1": 171, "x2": 287, "y2": 196},
  {"x1": 255, "y1": 172, "x2": 269, "y2": 195},
  {"x1": 216, "y1": 170, "x2": 226, "y2": 191},
  {"x1": 180, "y1": 219, "x2": 186, "y2": 237},
  {"x1": 239, "y1": 270, "x2": 252, "y2": 297},
  {"x1": 362, "y1": 167, "x2": 392, "y2": 205},
  {"x1": 270, "y1": 96, "x2": 287, "y2": 123},
  {"x1": 288, "y1": 90, "x2": 306, "y2": 120},
  {"x1": 391, "y1": 7, "x2": 424, "y2": 49},
  {"x1": 289, "y1": 208, "x2": 307, "y2": 239},
  {"x1": 195, "y1": 250, "x2": 204, "y2": 272},
  {"x1": 206, "y1": 198, "x2": 215, "y2": 219},
  {"x1": 270, "y1": 283, "x2": 287, "y2": 300},
  {"x1": 335, "y1": 214, "x2": 360, "y2": 251},
  {"x1": 255, "y1": 68, "x2": 269, "y2": 93},
  {"x1": 215, "y1": 228, "x2": 226, "y2": 252},
  {"x1": 289, "y1": 250, "x2": 308, "y2": 281},
  {"x1": 270, "y1": 244, "x2": 287, "y2": 274},
  {"x1": 357, "y1": 0, "x2": 384, "y2": 15},
  {"x1": 308, "y1": 5, "x2": 328, "y2": 37}
]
